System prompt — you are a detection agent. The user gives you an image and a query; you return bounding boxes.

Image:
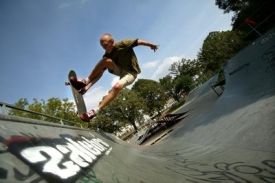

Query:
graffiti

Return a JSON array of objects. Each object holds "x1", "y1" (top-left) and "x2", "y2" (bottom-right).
[
  {"x1": 13, "y1": 168, "x2": 44, "y2": 183},
  {"x1": 262, "y1": 46, "x2": 275, "y2": 73},
  {"x1": 165, "y1": 157, "x2": 275, "y2": 183},
  {"x1": 111, "y1": 172, "x2": 130, "y2": 183},
  {"x1": 1, "y1": 131, "x2": 275, "y2": 182},
  {"x1": 77, "y1": 170, "x2": 103, "y2": 183},
  {"x1": 0, "y1": 148, "x2": 45, "y2": 183},
  {"x1": 260, "y1": 32, "x2": 275, "y2": 44},
  {"x1": 0, "y1": 134, "x2": 112, "y2": 183},
  {"x1": 0, "y1": 132, "x2": 144, "y2": 183}
]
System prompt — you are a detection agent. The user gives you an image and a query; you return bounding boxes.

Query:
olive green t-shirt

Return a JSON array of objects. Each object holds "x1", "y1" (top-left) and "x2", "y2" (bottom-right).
[{"x1": 103, "y1": 39, "x2": 141, "y2": 74}]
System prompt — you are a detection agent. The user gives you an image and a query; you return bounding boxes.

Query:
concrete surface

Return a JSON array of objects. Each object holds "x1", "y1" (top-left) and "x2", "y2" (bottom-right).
[{"x1": 0, "y1": 27, "x2": 275, "y2": 183}]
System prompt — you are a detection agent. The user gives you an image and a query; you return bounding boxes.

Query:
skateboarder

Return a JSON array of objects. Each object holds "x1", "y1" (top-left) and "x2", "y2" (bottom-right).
[{"x1": 70, "y1": 33, "x2": 158, "y2": 122}]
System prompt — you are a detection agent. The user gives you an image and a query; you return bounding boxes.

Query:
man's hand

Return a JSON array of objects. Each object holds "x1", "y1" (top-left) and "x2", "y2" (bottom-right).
[
  {"x1": 137, "y1": 39, "x2": 159, "y2": 52},
  {"x1": 150, "y1": 44, "x2": 159, "y2": 52}
]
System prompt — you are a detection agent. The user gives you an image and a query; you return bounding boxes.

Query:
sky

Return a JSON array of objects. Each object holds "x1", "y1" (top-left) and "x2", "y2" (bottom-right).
[{"x1": 0, "y1": 0, "x2": 233, "y2": 111}]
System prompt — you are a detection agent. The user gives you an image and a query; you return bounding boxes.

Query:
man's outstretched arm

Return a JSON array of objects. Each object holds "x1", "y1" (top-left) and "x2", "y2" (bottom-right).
[{"x1": 137, "y1": 39, "x2": 159, "y2": 52}]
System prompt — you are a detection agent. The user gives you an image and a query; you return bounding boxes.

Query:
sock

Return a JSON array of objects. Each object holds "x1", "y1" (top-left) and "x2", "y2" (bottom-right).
[
  {"x1": 84, "y1": 78, "x2": 90, "y2": 84},
  {"x1": 94, "y1": 107, "x2": 100, "y2": 114}
]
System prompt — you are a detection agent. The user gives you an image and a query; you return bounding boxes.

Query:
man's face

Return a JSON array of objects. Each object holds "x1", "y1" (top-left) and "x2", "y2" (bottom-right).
[{"x1": 100, "y1": 35, "x2": 114, "y2": 52}]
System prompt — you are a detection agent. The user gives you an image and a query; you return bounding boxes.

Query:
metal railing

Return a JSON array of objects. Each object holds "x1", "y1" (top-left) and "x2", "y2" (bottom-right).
[
  {"x1": 243, "y1": 11, "x2": 275, "y2": 38},
  {"x1": 0, "y1": 101, "x2": 82, "y2": 128}
]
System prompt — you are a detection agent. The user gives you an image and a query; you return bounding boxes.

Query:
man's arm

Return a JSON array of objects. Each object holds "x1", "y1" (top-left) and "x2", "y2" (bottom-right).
[{"x1": 137, "y1": 39, "x2": 159, "y2": 52}]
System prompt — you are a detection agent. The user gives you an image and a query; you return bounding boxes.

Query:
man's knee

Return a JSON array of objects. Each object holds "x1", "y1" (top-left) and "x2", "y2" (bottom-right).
[
  {"x1": 100, "y1": 58, "x2": 113, "y2": 65},
  {"x1": 99, "y1": 58, "x2": 114, "y2": 70},
  {"x1": 113, "y1": 83, "x2": 123, "y2": 92}
]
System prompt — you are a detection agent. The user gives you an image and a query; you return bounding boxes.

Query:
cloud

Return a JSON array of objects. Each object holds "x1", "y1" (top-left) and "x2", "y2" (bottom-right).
[
  {"x1": 150, "y1": 56, "x2": 181, "y2": 80},
  {"x1": 58, "y1": 2, "x2": 73, "y2": 9},
  {"x1": 58, "y1": 0, "x2": 88, "y2": 9},
  {"x1": 142, "y1": 60, "x2": 159, "y2": 69},
  {"x1": 83, "y1": 86, "x2": 108, "y2": 110},
  {"x1": 111, "y1": 77, "x2": 120, "y2": 87},
  {"x1": 80, "y1": 0, "x2": 88, "y2": 5}
]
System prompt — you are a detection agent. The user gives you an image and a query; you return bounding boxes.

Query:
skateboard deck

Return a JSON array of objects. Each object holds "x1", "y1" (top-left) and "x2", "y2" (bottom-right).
[{"x1": 65, "y1": 70, "x2": 87, "y2": 116}]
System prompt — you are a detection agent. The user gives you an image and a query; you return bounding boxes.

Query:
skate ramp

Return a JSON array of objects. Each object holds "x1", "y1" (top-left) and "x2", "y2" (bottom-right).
[
  {"x1": 0, "y1": 27, "x2": 275, "y2": 183},
  {"x1": 185, "y1": 74, "x2": 219, "y2": 103}
]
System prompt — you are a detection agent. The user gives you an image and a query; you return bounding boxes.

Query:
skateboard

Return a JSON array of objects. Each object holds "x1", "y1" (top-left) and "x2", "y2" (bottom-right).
[{"x1": 65, "y1": 70, "x2": 87, "y2": 116}]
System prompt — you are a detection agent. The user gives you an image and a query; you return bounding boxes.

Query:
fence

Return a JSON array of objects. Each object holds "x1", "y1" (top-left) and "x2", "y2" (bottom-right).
[{"x1": 0, "y1": 101, "x2": 82, "y2": 128}]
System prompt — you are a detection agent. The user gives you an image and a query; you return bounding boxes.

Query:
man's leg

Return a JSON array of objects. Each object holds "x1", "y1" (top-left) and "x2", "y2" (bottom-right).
[
  {"x1": 77, "y1": 58, "x2": 116, "y2": 94},
  {"x1": 87, "y1": 58, "x2": 115, "y2": 83},
  {"x1": 98, "y1": 71, "x2": 137, "y2": 109},
  {"x1": 80, "y1": 71, "x2": 137, "y2": 122},
  {"x1": 98, "y1": 83, "x2": 122, "y2": 109}
]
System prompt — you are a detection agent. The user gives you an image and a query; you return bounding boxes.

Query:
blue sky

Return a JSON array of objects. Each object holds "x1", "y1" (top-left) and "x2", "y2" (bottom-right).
[{"x1": 0, "y1": 0, "x2": 233, "y2": 111}]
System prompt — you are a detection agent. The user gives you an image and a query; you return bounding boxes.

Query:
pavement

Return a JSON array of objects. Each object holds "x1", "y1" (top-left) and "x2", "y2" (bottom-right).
[{"x1": 0, "y1": 27, "x2": 275, "y2": 183}]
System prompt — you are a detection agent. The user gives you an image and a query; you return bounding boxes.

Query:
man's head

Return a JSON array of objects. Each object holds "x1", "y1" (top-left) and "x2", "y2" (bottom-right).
[{"x1": 100, "y1": 33, "x2": 115, "y2": 53}]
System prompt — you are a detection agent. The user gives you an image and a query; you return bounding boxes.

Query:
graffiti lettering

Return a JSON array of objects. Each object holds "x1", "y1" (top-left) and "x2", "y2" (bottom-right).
[
  {"x1": 21, "y1": 146, "x2": 81, "y2": 179},
  {"x1": 165, "y1": 158, "x2": 275, "y2": 183},
  {"x1": 0, "y1": 134, "x2": 112, "y2": 183},
  {"x1": 260, "y1": 32, "x2": 275, "y2": 44},
  {"x1": 77, "y1": 170, "x2": 103, "y2": 183},
  {"x1": 19, "y1": 136, "x2": 111, "y2": 181}
]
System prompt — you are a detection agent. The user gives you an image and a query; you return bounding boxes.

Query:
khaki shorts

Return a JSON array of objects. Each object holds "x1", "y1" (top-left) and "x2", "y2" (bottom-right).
[{"x1": 109, "y1": 63, "x2": 137, "y2": 88}]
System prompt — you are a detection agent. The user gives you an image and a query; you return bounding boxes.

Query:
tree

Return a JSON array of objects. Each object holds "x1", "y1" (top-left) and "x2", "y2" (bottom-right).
[
  {"x1": 215, "y1": 0, "x2": 275, "y2": 40},
  {"x1": 9, "y1": 97, "x2": 82, "y2": 127},
  {"x1": 132, "y1": 79, "x2": 167, "y2": 116},
  {"x1": 9, "y1": 98, "x2": 29, "y2": 117},
  {"x1": 174, "y1": 76, "x2": 193, "y2": 95},
  {"x1": 169, "y1": 58, "x2": 202, "y2": 81},
  {"x1": 159, "y1": 75, "x2": 175, "y2": 100},
  {"x1": 92, "y1": 88, "x2": 147, "y2": 133},
  {"x1": 42, "y1": 97, "x2": 82, "y2": 125},
  {"x1": 215, "y1": 0, "x2": 250, "y2": 14},
  {"x1": 197, "y1": 31, "x2": 246, "y2": 74},
  {"x1": 27, "y1": 98, "x2": 43, "y2": 120},
  {"x1": 168, "y1": 58, "x2": 201, "y2": 93},
  {"x1": 60, "y1": 98, "x2": 81, "y2": 125},
  {"x1": 169, "y1": 58, "x2": 200, "y2": 78}
]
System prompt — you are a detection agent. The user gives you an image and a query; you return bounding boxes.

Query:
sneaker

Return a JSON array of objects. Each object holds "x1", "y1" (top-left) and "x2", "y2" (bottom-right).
[
  {"x1": 70, "y1": 76, "x2": 86, "y2": 90},
  {"x1": 80, "y1": 110, "x2": 97, "y2": 122}
]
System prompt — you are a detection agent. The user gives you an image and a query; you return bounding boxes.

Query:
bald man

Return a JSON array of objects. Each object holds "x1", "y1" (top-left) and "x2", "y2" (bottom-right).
[{"x1": 70, "y1": 33, "x2": 158, "y2": 122}]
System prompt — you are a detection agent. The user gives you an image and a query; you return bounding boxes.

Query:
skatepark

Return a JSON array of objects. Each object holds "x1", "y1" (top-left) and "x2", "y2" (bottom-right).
[{"x1": 0, "y1": 27, "x2": 275, "y2": 182}]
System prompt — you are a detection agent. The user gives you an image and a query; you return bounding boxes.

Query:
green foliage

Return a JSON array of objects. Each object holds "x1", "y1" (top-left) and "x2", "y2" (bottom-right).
[
  {"x1": 215, "y1": 0, "x2": 275, "y2": 41},
  {"x1": 197, "y1": 30, "x2": 246, "y2": 74},
  {"x1": 169, "y1": 58, "x2": 201, "y2": 78},
  {"x1": 215, "y1": 0, "x2": 250, "y2": 13},
  {"x1": 174, "y1": 76, "x2": 193, "y2": 94},
  {"x1": 9, "y1": 97, "x2": 82, "y2": 127},
  {"x1": 93, "y1": 88, "x2": 147, "y2": 133},
  {"x1": 9, "y1": 98, "x2": 29, "y2": 117},
  {"x1": 159, "y1": 75, "x2": 175, "y2": 99},
  {"x1": 167, "y1": 58, "x2": 200, "y2": 98},
  {"x1": 132, "y1": 79, "x2": 167, "y2": 116},
  {"x1": 27, "y1": 98, "x2": 43, "y2": 120}
]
